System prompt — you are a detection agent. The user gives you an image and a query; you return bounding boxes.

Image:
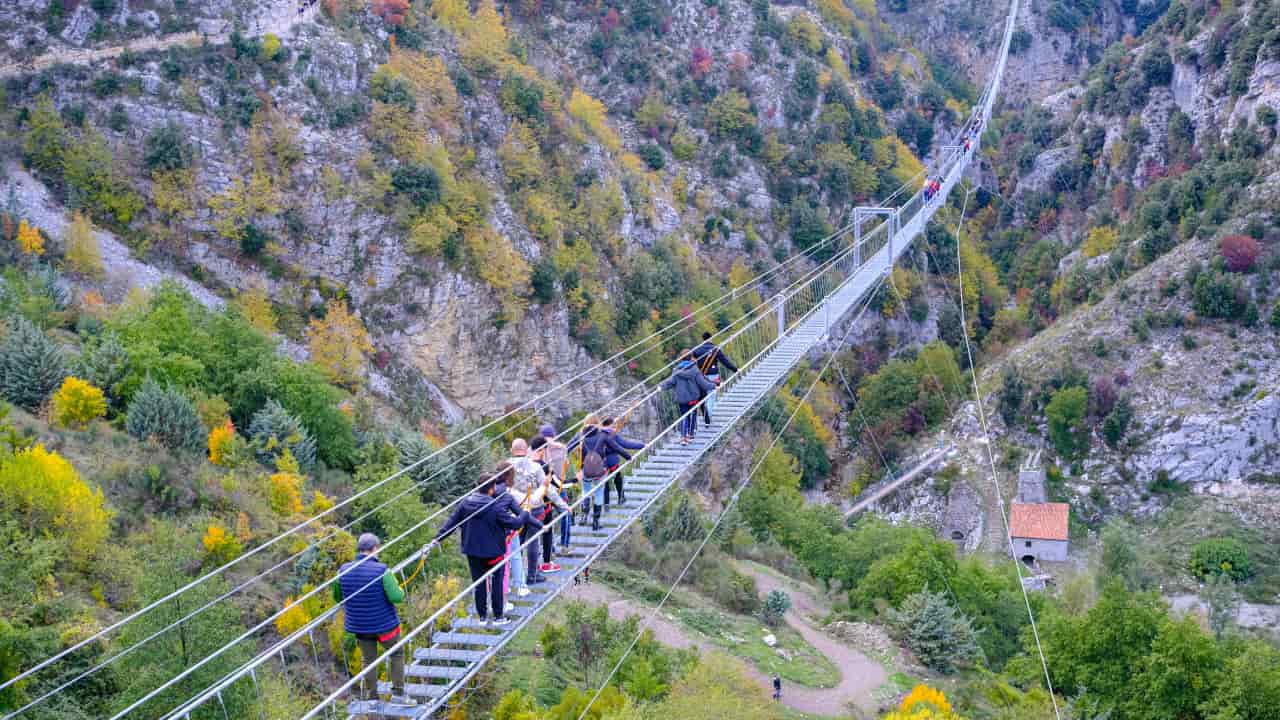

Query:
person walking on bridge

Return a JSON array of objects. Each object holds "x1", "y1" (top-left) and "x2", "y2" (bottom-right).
[
  {"x1": 429, "y1": 475, "x2": 538, "y2": 627},
  {"x1": 691, "y1": 331, "x2": 738, "y2": 425},
  {"x1": 332, "y1": 533, "x2": 416, "y2": 711},
  {"x1": 600, "y1": 416, "x2": 644, "y2": 508},
  {"x1": 567, "y1": 415, "x2": 633, "y2": 531},
  {"x1": 539, "y1": 424, "x2": 576, "y2": 555},
  {"x1": 662, "y1": 350, "x2": 716, "y2": 445}
]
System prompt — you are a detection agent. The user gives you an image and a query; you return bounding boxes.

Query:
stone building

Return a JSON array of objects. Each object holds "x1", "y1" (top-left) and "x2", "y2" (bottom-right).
[{"x1": 1008, "y1": 502, "x2": 1070, "y2": 564}]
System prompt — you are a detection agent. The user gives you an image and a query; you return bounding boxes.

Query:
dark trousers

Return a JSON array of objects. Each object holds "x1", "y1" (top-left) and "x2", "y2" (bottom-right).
[
  {"x1": 467, "y1": 555, "x2": 504, "y2": 619},
  {"x1": 679, "y1": 401, "x2": 698, "y2": 437},
  {"x1": 355, "y1": 634, "x2": 405, "y2": 699},
  {"x1": 603, "y1": 466, "x2": 625, "y2": 506},
  {"x1": 517, "y1": 525, "x2": 542, "y2": 579}
]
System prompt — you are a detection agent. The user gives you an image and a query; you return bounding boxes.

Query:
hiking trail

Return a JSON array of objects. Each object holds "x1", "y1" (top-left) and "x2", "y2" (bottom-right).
[
  {"x1": 0, "y1": 1, "x2": 319, "y2": 79},
  {"x1": 565, "y1": 563, "x2": 887, "y2": 717}
]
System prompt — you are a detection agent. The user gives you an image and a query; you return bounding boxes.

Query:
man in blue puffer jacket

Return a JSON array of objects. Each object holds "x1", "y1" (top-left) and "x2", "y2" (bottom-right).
[
  {"x1": 332, "y1": 533, "x2": 415, "y2": 709},
  {"x1": 430, "y1": 475, "x2": 539, "y2": 626},
  {"x1": 661, "y1": 349, "x2": 717, "y2": 444}
]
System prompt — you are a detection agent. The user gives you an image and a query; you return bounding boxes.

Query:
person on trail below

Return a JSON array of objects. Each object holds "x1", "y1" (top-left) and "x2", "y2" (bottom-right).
[
  {"x1": 661, "y1": 349, "x2": 717, "y2": 445},
  {"x1": 691, "y1": 331, "x2": 739, "y2": 425},
  {"x1": 773, "y1": 674, "x2": 782, "y2": 701},
  {"x1": 600, "y1": 417, "x2": 645, "y2": 509},
  {"x1": 923, "y1": 177, "x2": 934, "y2": 204},
  {"x1": 429, "y1": 475, "x2": 537, "y2": 627},
  {"x1": 513, "y1": 436, "x2": 570, "y2": 577},
  {"x1": 332, "y1": 533, "x2": 415, "y2": 709},
  {"x1": 539, "y1": 424, "x2": 576, "y2": 556},
  {"x1": 566, "y1": 414, "x2": 633, "y2": 532}
]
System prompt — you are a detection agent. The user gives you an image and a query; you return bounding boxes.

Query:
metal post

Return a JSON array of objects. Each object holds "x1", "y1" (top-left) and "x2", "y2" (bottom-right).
[{"x1": 776, "y1": 294, "x2": 786, "y2": 337}]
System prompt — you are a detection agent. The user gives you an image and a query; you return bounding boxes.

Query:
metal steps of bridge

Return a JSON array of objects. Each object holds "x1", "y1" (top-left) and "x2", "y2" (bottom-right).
[{"x1": 345, "y1": 176, "x2": 918, "y2": 719}]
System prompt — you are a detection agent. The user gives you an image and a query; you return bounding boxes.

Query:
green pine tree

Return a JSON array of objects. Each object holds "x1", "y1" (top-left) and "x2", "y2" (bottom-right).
[
  {"x1": 0, "y1": 316, "x2": 67, "y2": 410},
  {"x1": 125, "y1": 380, "x2": 205, "y2": 451}
]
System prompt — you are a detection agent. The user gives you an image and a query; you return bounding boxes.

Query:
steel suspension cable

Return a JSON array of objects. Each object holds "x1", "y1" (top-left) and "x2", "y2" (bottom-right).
[{"x1": 574, "y1": 276, "x2": 887, "y2": 720}]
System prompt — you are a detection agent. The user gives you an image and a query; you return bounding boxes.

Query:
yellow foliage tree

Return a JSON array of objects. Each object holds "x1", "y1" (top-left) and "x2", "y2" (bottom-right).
[
  {"x1": 408, "y1": 206, "x2": 459, "y2": 255},
  {"x1": 64, "y1": 212, "x2": 103, "y2": 278},
  {"x1": 0, "y1": 445, "x2": 111, "y2": 562},
  {"x1": 275, "y1": 594, "x2": 313, "y2": 640},
  {"x1": 260, "y1": 33, "x2": 282, "y2": 61},
  {"x1": 306, "y1": 300, "x2": 374, "y2": 388},
  {"x1": 237, "y1": 284, "x2": 277, "y2": 335},
  {"x1": 568, "y1": 89, "x2": 621, "y2": 152},
  {"x1": 268, "y1": 449, "x2": 306, "y2": 516},
  {"x1": 16, "y1": 219, "x2": 44, "y2": 256},
  {"x1": 1082, "y1": 225, "x2": 1118, "y2": 258},
  {"x1": 460, "y1": 0, "x2": 509, "y2": 76},
  {"x1": 151, "y1": 167, "x2": 198, "y2": 224},
  {"x1": 881, "y1": 685, "x2": 965, "y2": 719},
  {"x1": 201, "y1": 523, "x2": 244, "y2": 565},
  {"x1": 208, "y1": 419, "x2": 237, "y2": 466},
  {"x1": 385, "y1": 50, "x2": 460, "y2": 130},
  {"x1": 463, "y1": 226, "x2": 530, "y2": 320},
  {"x1": 51, "y1": 377, "x2": 107, "y2": 429}
]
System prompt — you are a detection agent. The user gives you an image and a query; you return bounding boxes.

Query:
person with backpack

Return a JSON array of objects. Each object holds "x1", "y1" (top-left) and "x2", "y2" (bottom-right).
[
  {"x1": 428, "y1": 474, "x2": 538, "y2": 626},
  {"x1": 773, "y1": 674, "x2": 782, "y2": 701},
  {"x1": 504, "y1": 439, "x2": 559, "y2": 587},
  {"x1": 332, "y1": 533, "x2": 415, "y2": 710},
  {"x1": 691, "y1": 332, "x2": 738, "y2": 425},
  {"x1": 566, "y1": 415, "x2": 634, "y2": 531},
  {"x1": 539, "y1": 424, "x2": 575, "y2": 555},
  {"x1": 661, "y1": 349, "x2": 717, "y2": 444},
  {"x1": 517, "y1": 435, "x2": 569, "y2": 575},
  {"x1": 600, "y1": 417, "x2": 645, "y2": 508}
]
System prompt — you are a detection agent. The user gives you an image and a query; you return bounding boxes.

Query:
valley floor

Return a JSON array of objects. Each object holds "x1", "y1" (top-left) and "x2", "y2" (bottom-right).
[{"x1": 565, "y1": 561, "x2": 888, "y2": 718}]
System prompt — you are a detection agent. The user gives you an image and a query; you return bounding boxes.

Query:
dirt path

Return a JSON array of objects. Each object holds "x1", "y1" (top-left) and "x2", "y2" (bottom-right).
[
  {"x1": 0, "y1": 1, "x2": 319, "y2": 79},
  {"x1": 563, "y1": 568, "x2": 886, "y2": 717},
  {"x1": 739, "y1": 563, "x2": 887, "y2": 716}
]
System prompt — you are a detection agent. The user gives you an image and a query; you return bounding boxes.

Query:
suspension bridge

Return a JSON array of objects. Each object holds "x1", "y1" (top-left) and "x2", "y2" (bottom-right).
[{"x1": 0, "y1": 1, "x2": 1018, "y2": 717}]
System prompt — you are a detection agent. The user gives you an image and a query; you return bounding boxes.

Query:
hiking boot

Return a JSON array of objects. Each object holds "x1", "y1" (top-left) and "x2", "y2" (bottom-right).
[
  {"x1": 517, "y1": 587, "x2": 531, "y2": 597},
  {"x1": 541, "y1": 562, "x2": 561, "y2": 573},
  {"x1": 492, "y1": 617, "x2": 512, "y2": 627}
]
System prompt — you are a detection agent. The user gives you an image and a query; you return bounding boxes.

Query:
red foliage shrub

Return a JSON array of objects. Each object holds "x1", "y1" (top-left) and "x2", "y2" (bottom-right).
[
  {"x1": 372, "y1": 0, "x2": 409, "y2": 25},
  {"x1": 690, "y1": 46, "x2": 712, "y2": 77},
  {"x1": 600, "y1": 7, "x2": 620, "y2": 34},
  {"x1": 1220, "y1": 234, "x2": 1261, "y2": 273}
]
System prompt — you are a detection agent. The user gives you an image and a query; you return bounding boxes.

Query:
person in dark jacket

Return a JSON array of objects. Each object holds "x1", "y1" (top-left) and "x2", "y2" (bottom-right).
[
  {"x1": 661, "y1": 350, "x2": 717, "y2": 444},
  {"x1": 332, "y1": 533, "x2": 415, "y2": 708},
  {"x1": 773, "y1": 674, "x2": 782, "y2": 701},
  {"x1": 566, "y1": 415, "x2": 634, "y2": 531},
  {"x1": 600, "y1": 416, "x2": 644, "y2": 508},
  {"x1": 691, "y1": 332, "x2": 738, "y2": 424},
  {"x1": 430, "y1": 476, "x2": 539, "y2": 626}
]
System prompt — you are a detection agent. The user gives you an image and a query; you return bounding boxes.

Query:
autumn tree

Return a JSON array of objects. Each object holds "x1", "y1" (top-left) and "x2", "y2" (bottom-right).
[
  {"x1": 51, "y1": 377, "x2": 107, "y2": 429},
  {"x1": 690, "y1": 46, "x2": 713, "y2": 77},
  {"x1": 373, "y1": 0, "x2": 410, "y2": 25},
  {"x1": 64, "y1": 212, "x2": 103, "y2": 278},
  {"x1": 1220, "y1": 234, "x2": 1260, "y2": 273},
  {"x1": 236, "y1": 284, "x2": 277, "y2": 335},
  {"x1": 0, "y1": 444, "x2": 111, "y2": 563},
  {"x1": 306, "y1": 300, "x2": 373, "y2": 388},
  {"x1": 16, "y1": 219, "x2": 44, "y2": 257}
]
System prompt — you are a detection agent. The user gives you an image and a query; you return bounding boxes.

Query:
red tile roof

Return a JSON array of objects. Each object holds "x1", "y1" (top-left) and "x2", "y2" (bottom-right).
[{"x1": 1009, "y1": 503, "x2": 1070, "y2": 541}]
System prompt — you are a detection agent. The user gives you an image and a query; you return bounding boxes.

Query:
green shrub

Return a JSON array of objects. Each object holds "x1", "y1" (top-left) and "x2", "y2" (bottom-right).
[
  {"x1": 760, "y1": 589, "x2": 791, "y2": 627},
  {"x1": 1102, "y1": 396, "x2": 1133, "y2": 448},
  {"x1": 248, "y1": 399, "x2": 317, "y2": 471},
  {"x1": 1046, "y1": 386, "x2": 1089, "y2": 459},
  {"x1": 126, "y1": 380, "x2": 205, "y2": 451},
  {"x1": 1192, "y1": 270, "x2": 1246, "y2": 320},
  {"x1": 638, "y1": 142, "x2": 665, "y2": 170},
  {"x1": 886, "y1": 589, "x2": 981, "y2": 673},
  {"x1": 1190, "y1": 538, "x2": 1252, "y2": 582},
  {"x1": 391, "y1": 163, "x2": 441, "y2": 209},
  {"x1": 143, "y1": 122, "x2": 193, "y2": 171},
  {"x1": 0, "y1": 317, "x2": 67, "y2": 410}
]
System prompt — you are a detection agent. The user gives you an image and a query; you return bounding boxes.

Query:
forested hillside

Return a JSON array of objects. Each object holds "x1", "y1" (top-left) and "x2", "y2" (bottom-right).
[{"x1": 0, "y1": 0, "x2": 1277, "y2": 718}]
